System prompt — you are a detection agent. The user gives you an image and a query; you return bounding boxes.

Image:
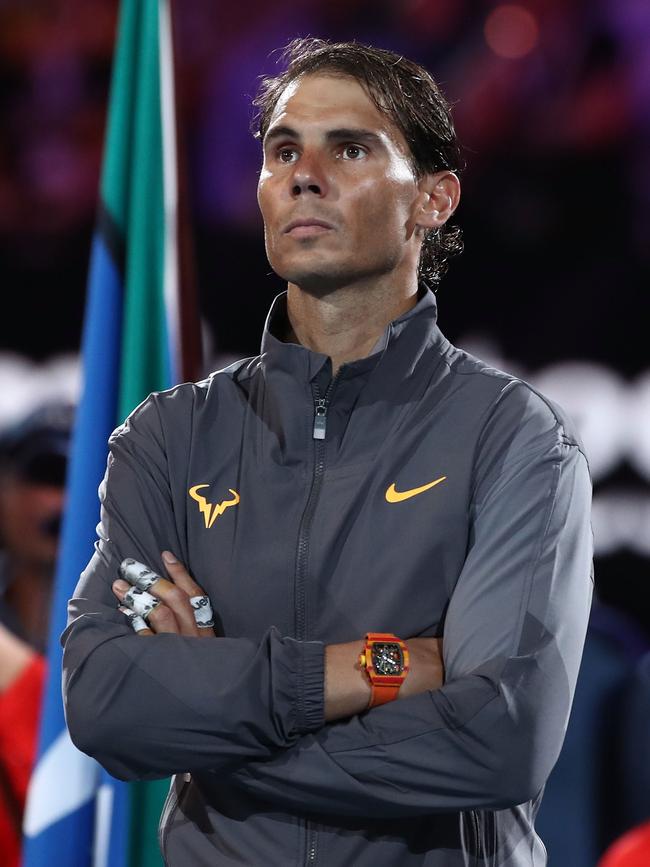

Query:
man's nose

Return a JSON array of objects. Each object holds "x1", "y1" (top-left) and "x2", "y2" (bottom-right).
[{"x1": 290, "y1": 153, "x2": 328, "y2": 197}]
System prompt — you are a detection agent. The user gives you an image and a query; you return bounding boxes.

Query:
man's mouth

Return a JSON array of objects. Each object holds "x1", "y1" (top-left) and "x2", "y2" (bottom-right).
[{"x1": 284, "y1": 219, "x2": 335, "y2": 237}]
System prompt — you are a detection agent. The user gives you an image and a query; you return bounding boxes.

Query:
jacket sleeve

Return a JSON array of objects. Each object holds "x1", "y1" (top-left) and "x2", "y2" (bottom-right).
[
  {"x1": 61, "y1": 392, "x2": 325, "y2": 782},
  {"x1": 227, "y1": 383, "x2": 594, "y2": 817}
]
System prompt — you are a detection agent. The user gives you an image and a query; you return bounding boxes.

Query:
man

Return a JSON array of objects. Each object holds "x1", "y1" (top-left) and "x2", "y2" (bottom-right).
[{"x1": 62, "y1": 38, "x2": 593, "y2": 865}]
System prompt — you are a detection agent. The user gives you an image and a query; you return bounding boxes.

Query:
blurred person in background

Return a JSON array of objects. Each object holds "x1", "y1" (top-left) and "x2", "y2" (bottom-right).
[{"x1": 0, "y1": 402, "x2": 73, "y2": 867}]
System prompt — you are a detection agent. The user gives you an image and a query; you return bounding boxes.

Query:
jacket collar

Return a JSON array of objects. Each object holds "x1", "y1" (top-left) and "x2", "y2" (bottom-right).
[
  {"x1": 255, "y1": 284, "x2": 448, "y2": 465},
  {"x1": 260, "y1": 283, "x2": 439, "y2": 383}
]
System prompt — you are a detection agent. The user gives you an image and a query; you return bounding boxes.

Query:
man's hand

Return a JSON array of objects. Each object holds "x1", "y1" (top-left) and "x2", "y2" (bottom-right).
[
  {"x1": 112, "y1": 551, "x2": 216, "y2": 638},
  {"x1": 398, "y1": 637, "x2": 445, "y2": 700},
  {"x1": 325, "y1": 635, "x2": 444, "y2": 722}
]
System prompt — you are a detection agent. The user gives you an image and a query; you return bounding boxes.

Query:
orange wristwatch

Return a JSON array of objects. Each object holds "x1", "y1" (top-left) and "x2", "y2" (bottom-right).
[{"x1": 358, "y1": 632, "x2": 410, "y2": 709}]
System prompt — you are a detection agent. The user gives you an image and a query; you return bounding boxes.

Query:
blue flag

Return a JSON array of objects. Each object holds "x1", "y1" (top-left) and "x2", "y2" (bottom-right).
[{"x1": 22, "y1": 1, "x2": 185, "y2": 864}]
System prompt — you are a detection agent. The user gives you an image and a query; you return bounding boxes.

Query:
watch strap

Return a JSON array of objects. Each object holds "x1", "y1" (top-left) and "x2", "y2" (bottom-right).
[
  {"x1": 361, "y1": 632, "x2": 409, "y2": 709},
  {"x1": 369, "y1": 681, "x2": 401, "y2": 708}
]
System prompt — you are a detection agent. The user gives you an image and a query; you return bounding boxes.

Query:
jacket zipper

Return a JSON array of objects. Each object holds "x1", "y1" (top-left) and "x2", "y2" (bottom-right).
[
  {"x1": 294, "y1": 373, "x2": 340, "y2": 640},
  {"x1": 312, "y1": 397, "x2": 328, "y2": 439},
  {"x1": 306, "y1": 829, "x2": 318, "y2": 865},
  {"x1": 295, "y1": 371, "x2": 340, "y2": 867}
]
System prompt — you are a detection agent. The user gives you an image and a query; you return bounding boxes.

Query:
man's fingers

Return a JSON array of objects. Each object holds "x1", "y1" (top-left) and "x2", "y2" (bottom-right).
[
  {"x1": 161, "y1": 551, "x2": 206, "y2": 596},
  {"x1": 112, "y1": 578, "x2": 184, "y2": 635},
  {"x1": 161, "y1": 552, "x2": 215, "y2": 638},
  {"x1": 146, "y1": 601, "x2": 185, "y2": 634},
  {"x1": 188, "y1": 595, "x2": 216, "y2": 637},
  {"x1": 117, "y1": 605, "x2": 154, "y2": 636},
  {"x1": 113, "y1": 579, "x2": 161, "y2": 620},
  {"x1": 118, "y1": 558, "x2": 200, "y2": 636},
  {"x1": 116, "y1": 557, "x2": 216, "y2": 637},
  {"x1": 154, "y1": 582, "x2": 200, "y2": 636},
  {"x1": 113, "y1": 578, "x2": 131, "y2": 603}
]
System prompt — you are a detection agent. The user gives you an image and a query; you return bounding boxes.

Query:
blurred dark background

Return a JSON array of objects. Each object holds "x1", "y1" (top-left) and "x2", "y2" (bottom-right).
[
  {"x1": 1, "y1": 2, "x2": 650, "y2": 863},
  {"x1": 1, "y1": 0, "x2": 647, "y2": 636}
]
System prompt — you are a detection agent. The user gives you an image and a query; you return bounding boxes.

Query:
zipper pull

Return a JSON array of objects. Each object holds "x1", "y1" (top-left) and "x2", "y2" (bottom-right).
[{"x1": 313, "y1": 399, "x2": 328, "y2": 440}]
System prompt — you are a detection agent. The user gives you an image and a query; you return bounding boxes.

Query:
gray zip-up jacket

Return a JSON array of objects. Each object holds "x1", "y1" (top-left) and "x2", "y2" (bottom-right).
[{"x1": 62, "y1": 285, "x2": 593, "y2": 866}]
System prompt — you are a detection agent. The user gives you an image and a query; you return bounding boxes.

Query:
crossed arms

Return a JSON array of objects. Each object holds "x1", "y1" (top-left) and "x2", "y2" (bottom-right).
[
  {"x1": 112, "y1": 552, "x2": 445, "y2": 721},
  {"x1": 62, "y1": 384, "x2": 593, "y2": 817}
]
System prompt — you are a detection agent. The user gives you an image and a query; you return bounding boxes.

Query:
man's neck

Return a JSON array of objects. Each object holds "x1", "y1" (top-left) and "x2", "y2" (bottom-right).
[{"x1": 285, "y1": 276, "x2": 420, "y2": 375}]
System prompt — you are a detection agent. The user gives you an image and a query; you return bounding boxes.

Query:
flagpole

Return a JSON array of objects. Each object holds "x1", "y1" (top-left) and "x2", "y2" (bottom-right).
[
  {"x1": 126, "y1": 3, "x2": 202, "y2": 865},
  {"x1": 169, "y1": 0, "x2": 203, "y2": 383}
]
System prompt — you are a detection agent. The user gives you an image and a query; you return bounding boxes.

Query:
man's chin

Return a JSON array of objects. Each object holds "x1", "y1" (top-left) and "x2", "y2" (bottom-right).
[
  {"x1": 272, "y1": 263, "x2": 345, "y2": 297},
  {"x1": 274, "y1": 259, "x2": 380, "y2": 297},
  {"x1": 286, "y1": 274, "x2": 343, "y2": 297}
]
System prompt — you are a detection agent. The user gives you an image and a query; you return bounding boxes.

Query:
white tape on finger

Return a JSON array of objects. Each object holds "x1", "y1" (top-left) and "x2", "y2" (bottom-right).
[
  {"x1": 190, "y1": 595, "x2": 214, "y2": 628},
  {"x1": 119, "y1": 606, "x2": 150, "y2": 633},
  {"x1": 119, "y1": 558, "x2": 161, "y2": 591},
  {"x1": 123, "y1": 586, "x2": 160, "y2": 619}
]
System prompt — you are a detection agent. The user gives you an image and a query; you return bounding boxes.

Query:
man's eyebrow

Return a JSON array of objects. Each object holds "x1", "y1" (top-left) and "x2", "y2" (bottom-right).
[
  {"x1": 324, "y1": 128, "x2": 383, "y2": 145},
  {"x1": 263, "y1": 125, "x2": 299, "y2": 146},
  {"x1": 263, "y1": 125, "x2": 384, "y2": 147}
]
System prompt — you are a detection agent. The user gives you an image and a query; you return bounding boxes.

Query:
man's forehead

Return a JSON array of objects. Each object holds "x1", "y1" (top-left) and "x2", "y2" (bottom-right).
[{"x1": 266, "y1": 72, "x2": 406, "y2": 147}]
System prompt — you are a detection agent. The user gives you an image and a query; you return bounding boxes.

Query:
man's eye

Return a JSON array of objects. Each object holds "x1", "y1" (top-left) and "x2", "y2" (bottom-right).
[
  {"x1": 341, "y1": 144, "x2": 366, "y2": 160},
  {"x1": 278, "y1": 148, "x2": 298, "y2": 163}
]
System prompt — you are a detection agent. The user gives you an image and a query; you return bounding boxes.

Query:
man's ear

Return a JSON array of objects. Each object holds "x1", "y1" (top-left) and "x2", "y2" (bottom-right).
[{"x1": 410, "y1": 171, "x2": 461, "y2": 236}]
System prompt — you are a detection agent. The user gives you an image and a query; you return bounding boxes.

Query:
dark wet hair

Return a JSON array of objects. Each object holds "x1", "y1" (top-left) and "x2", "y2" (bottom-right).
[{"x1": 252, "y1": 37, "x2": 464, "y2": 286}]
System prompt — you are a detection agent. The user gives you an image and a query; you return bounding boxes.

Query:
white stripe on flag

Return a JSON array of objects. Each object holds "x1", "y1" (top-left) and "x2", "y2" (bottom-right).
[
  {"x1": 92, "y1": 782, "x2": 115, "y2": 867},
  {"x1": 159, "y1": 0, "x2": 181, "y2": 383},
  {"x1": 23, "y1": 728, "x2": 99, "y2": 837}
]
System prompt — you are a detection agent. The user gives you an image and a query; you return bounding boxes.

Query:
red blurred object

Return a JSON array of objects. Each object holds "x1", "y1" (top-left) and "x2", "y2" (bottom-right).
[
  {"x1": 0, "y1": 656, "x2": 46, "y2": 867},
  {"x1": 484, "y1": 4, "x2": 539, "y2": 60},
  {"x1": 599, "y1": 822, "x2": 650, "y2": 867}
]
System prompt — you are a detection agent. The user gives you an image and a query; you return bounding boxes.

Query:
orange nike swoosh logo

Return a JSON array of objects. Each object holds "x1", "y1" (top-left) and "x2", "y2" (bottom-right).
[
  {"x1": 385, "y1": 476, "x2": 447, "y2": 503},
  {"x1": 189, "y1": 484, "x2": 240, "y2": 528}
]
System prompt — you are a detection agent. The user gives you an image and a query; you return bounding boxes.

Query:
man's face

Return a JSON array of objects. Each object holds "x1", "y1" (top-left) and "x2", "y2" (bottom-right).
[{"x1": 257, "y1": 73, "x2": 422, "y2": 293}]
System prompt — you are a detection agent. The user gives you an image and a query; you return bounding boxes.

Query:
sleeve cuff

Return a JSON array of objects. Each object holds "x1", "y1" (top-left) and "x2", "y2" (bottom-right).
[{"x1": 296, "y1": 639, "x2": 325, "y2": 734}]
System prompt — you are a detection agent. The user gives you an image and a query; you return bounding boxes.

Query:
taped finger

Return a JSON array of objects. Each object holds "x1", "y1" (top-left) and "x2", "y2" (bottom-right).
[
  {"x1": 118, "y1": 605, "x2": 150, "y2": 634},
  {"x1": 119, "y1": 558, "x2": 162, "y2": 591},
  {"x1": 190, "y1": 595, "x2": 214, "y2": 628},
  {"x1": 123, "y1": 586, "x2": 160, "y2": 619}
]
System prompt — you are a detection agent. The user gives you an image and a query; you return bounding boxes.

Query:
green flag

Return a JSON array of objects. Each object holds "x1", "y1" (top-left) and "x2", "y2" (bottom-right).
[
  {"x1": 101, "y1": 1, "x2": 190, "y2": 864},
  {"x1": 23, "y1": 1, "x2": 198, "y2": 866}
]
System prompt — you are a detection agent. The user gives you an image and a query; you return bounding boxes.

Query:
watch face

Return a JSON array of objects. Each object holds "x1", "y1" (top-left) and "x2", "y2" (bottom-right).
[{"x1": 371, "y1": 642, "x2": 404, "y2": 676}]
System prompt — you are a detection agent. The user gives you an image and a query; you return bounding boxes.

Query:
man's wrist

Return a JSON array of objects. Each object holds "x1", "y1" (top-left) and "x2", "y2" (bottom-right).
[
  {"x1": 359, "y1": 633, "x2": 410, "y2": 709},
  {"x1": 324, "y1": 640, "x2": 371, "y2": 722},
  {"x1": 323, "y1": 635, "x2": 445, "y2": 722}
]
